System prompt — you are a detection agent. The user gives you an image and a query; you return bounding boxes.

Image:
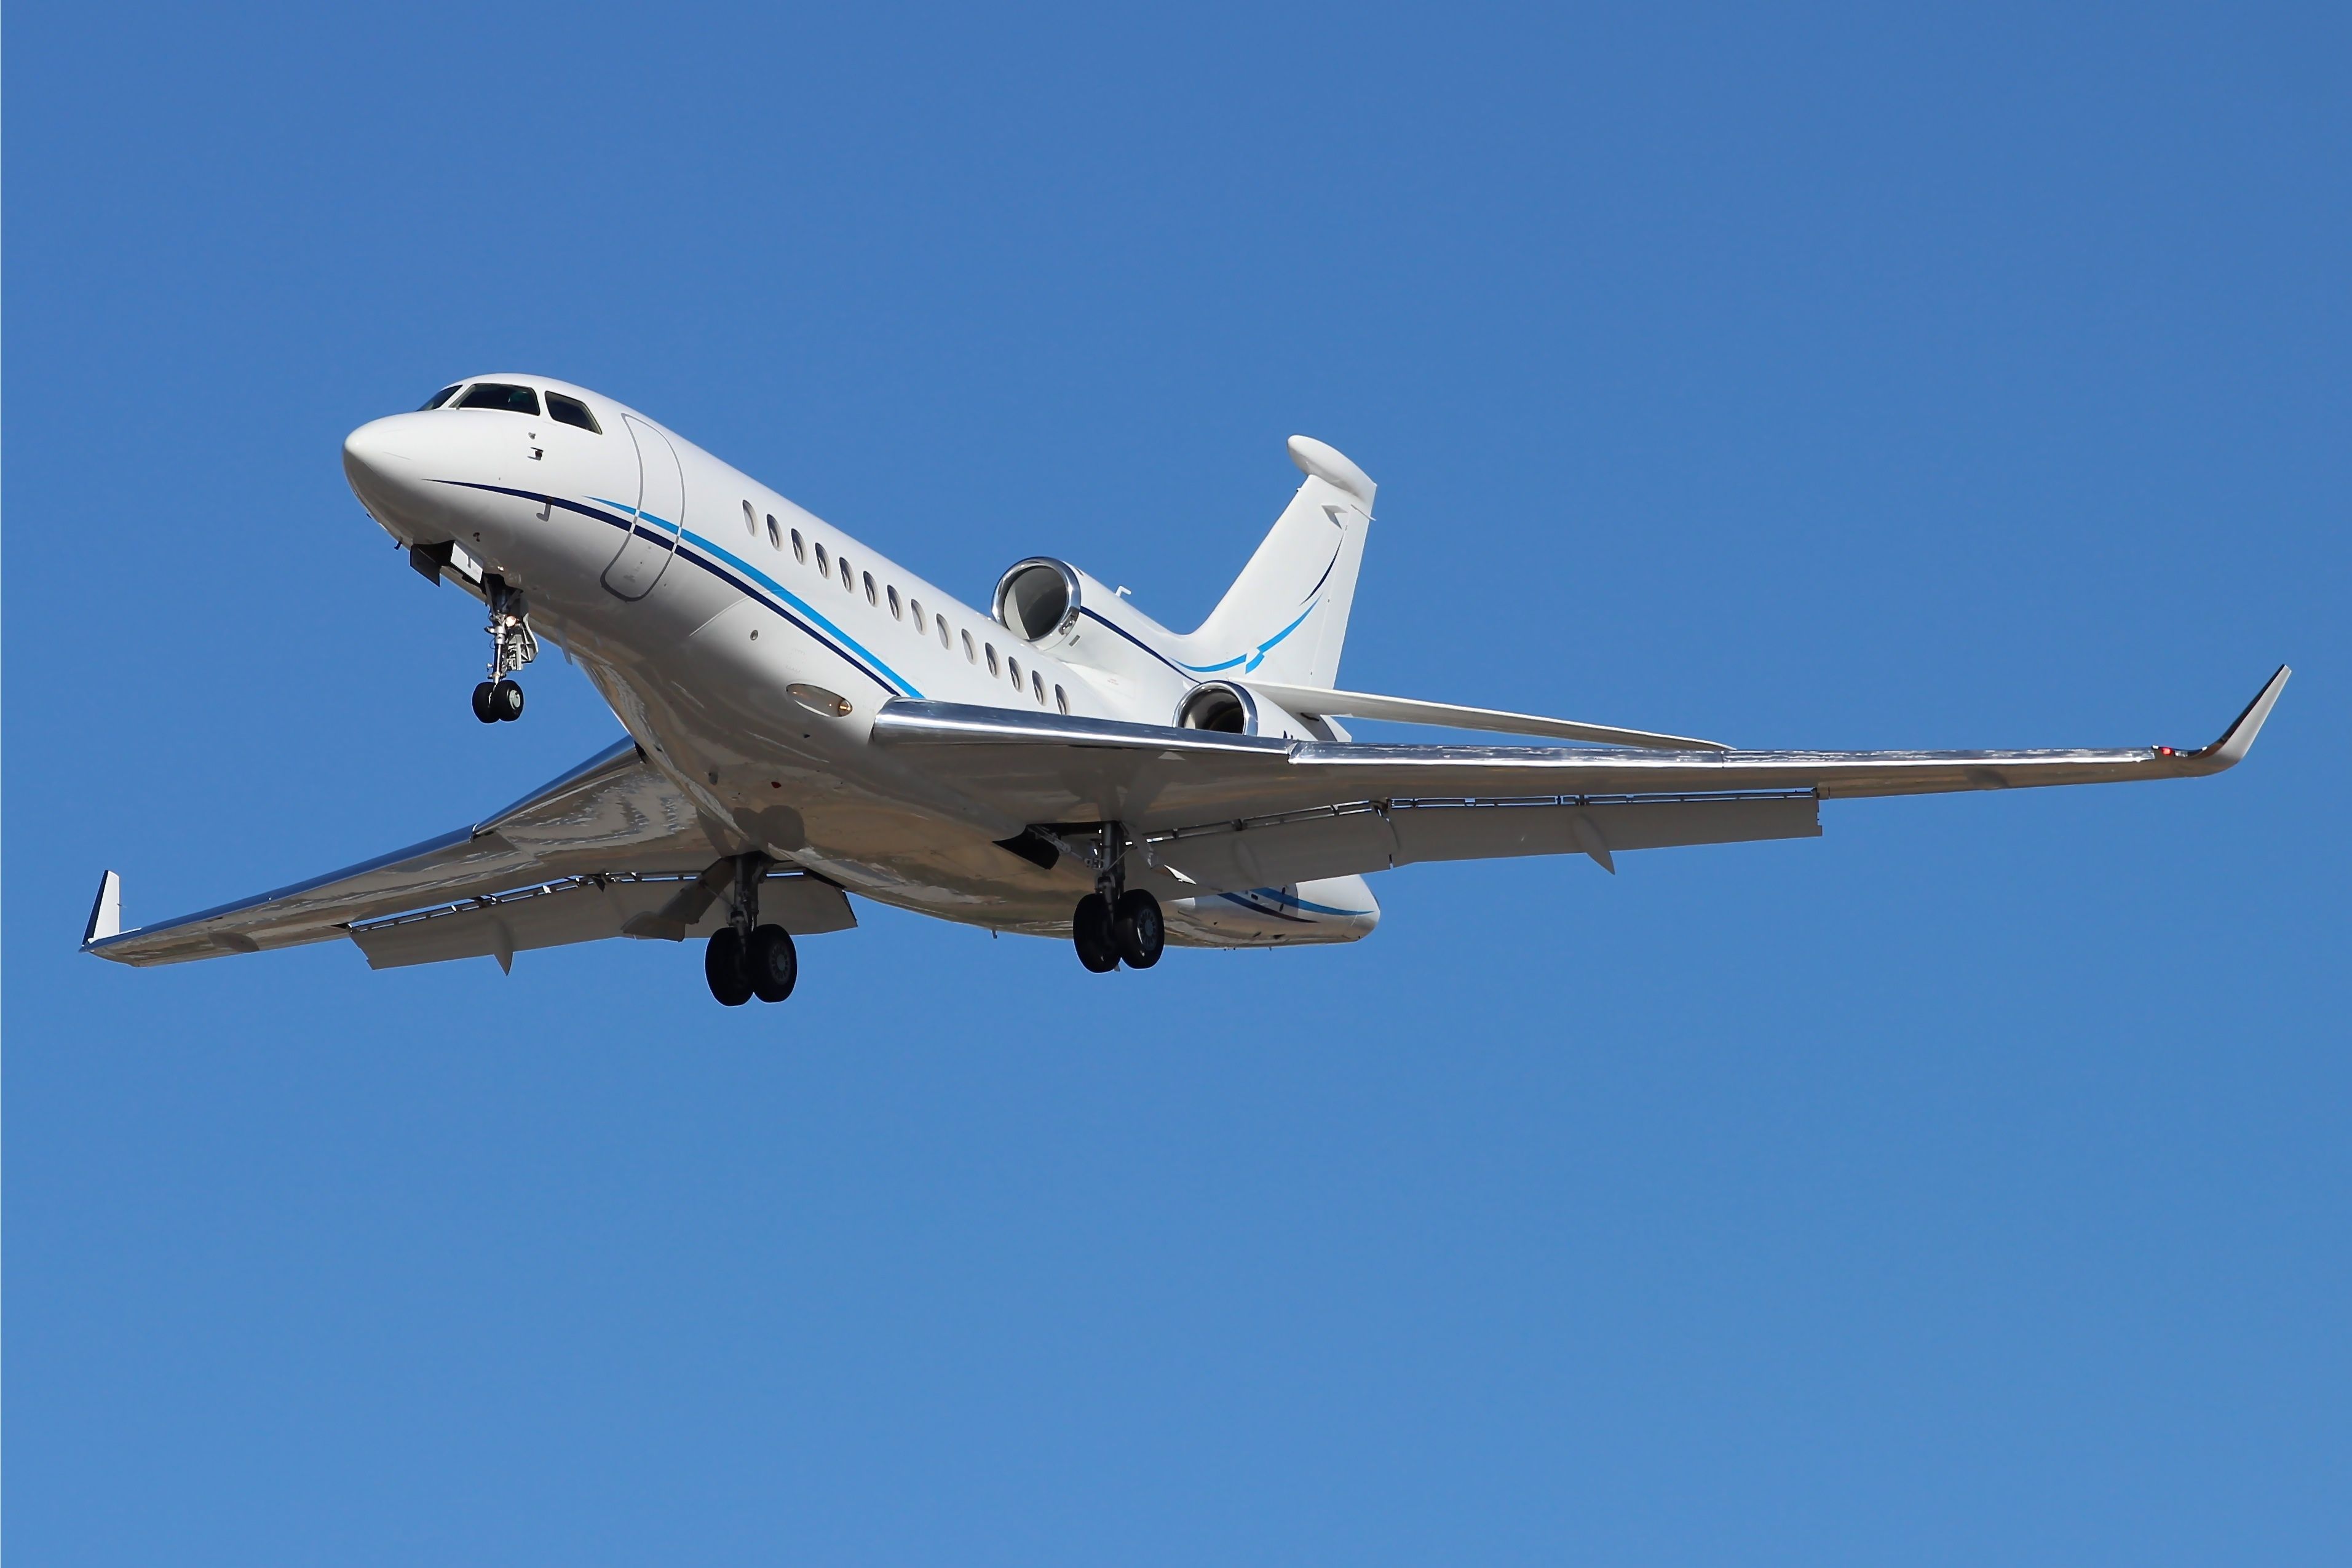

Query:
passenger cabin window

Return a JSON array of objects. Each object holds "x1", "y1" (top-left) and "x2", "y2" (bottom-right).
[
  {"x1": 986, "y1": 644, "x2": 999, "y2": 676},
  {"x1": 909, "y1": 596, "x2": 924, "y2": 629},
  {"x1": 546, "y1": 392, "x2": 601, "y2": 433},
  {"x1": 887, "y1": 585, "x2": 902, "y2": 619},
  {"x1": 839, "y1": 556, "x2": 854, "y2": 592},
  {"x1": 421, "y1": 384, "x2": 462, "y2": 410},
  {"x1": 1055, "y1": 684, "x2": 1069, "y2": 714},
  {"x1": 938, "y1": 614, "x2": 951, "y2": 649},
  {"x1": 791, "y1": 528, "x2": 806, "y2": 563},
  {"x1": 742, "y1": 500, "x2": 757, "y2": 536},
  {"x1": 863, "y1": 571, "x2": 877, "y2": 606},
  {"x1": 962, "y1": 630, "x2": 975, "y2": 662},
  {"x1": 456, "y1": 382, "x2": 540, "y2": 415},
  {"x1": 1008, "y1": 656, "x2": 1022, "y2": 687},
  {"x1": 1032, "y1": 671, "x2": 1046, "y2": 703},
  {"x1": 766, "y1": 514, "x2": 782, "y2": 550},
  {"x1": 814, "y1": 542, "x2": 829, "y2": 574}
]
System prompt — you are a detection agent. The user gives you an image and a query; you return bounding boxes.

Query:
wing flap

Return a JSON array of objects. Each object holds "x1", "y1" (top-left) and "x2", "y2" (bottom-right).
[
  {"x1": 350, "y1": 870, "x2": 853, "y2": 970},
  {"x1": 1143, "y1": 792, "x2": 1819, "y2": 892}
]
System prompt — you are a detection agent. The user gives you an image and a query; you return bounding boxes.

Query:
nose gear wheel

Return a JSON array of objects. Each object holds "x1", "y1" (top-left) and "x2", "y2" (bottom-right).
[{"x1": 472, "y1": 574, "x2": 537, "y2": 723}]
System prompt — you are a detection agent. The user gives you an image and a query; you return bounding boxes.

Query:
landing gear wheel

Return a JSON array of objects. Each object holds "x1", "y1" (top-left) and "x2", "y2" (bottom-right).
[
  {"x1": 1072, "y1": 893, "x2": 1120, "y2": 972},
  {"x1": 746, "y1": 924, "x2": 798, "y2": 1003},
  {"x1": 472, "y1": 681, "x2": 499, "y2": 724},
  {"x1": 705, "y1": 928, "x2": 754, "y2": 1007},
  {"x1": 491, "y1": 679, "x2": 525, "y2": 721},
  {"x1": 1113, "y1": 889, "x2": 1164, "y2": 969}
]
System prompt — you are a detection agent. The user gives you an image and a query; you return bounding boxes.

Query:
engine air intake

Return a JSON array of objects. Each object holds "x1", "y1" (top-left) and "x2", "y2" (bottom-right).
[
  {"x1": 994, "y1": 558, "x2": 1081, "y2": 644},
  {"x1": 1174, "y1": 681, "x2": 1258, "y2": 735}
]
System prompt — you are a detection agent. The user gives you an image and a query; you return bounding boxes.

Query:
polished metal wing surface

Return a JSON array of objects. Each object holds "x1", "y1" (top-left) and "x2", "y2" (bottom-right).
[
  {"x1": 80, "y1": 739, "x2": 851, "y2": 968},
  {"x1": 874, "y1": 667, "x2": 2289, "y2": 891}
]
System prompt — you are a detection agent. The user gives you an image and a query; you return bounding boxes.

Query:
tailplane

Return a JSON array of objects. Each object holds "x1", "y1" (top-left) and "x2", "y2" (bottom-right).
[{"x1": 1182, "y1": 436, "x2": 1374, "y2": 689}]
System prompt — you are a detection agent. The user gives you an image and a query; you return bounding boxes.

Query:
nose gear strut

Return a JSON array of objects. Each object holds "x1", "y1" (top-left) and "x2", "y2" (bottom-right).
[{"x1": 471, "y1": 574, "x2": 538, "y2": 724}]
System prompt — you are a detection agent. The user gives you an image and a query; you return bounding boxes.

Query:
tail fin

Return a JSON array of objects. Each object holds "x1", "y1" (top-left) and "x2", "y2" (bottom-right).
[{"x1": 1186, "y1": 436, "x2": 1375, "y2": 689}]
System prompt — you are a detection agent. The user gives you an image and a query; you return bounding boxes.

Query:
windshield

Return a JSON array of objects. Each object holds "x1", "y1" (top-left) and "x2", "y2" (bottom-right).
[{"x1": 455, "y1": 382, "x2": 540, "y2": 415}]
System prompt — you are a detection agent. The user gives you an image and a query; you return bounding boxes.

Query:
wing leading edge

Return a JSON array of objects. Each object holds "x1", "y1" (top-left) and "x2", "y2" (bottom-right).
[{"x1": 79, "y1": 739, "x2": 853, "y2": 968}]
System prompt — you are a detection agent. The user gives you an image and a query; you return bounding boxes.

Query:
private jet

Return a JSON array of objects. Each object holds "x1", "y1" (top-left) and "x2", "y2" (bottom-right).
[{"x1": 81, "y1": 375, "x2": 2289, "y2": 1004}]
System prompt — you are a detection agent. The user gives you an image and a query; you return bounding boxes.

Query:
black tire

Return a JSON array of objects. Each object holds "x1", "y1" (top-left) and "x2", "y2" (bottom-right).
[
  {"x1": 1113, "y1": 889, "x2": 1164, "y2": 969},
  {"x1": 493, "y1": 679, "x2": 526, "y2": 721},
  {"x1": 472, "y1": 681, "x2": 499, "y2": 723},
  {"x1": 705, "y1": 927, "x2": 754, "y2": 1007},
  {"x1": 1072, "y1": 892, "x2": 1120, "y2": 972},
  {"x1": 747, "y1": 924, "x2": 798, "y2": 1003}
]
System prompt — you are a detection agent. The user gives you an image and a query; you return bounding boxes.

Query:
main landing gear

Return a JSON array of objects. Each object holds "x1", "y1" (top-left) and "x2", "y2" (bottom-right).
[
  {"x1": 704, "y1": 853, "x2": 798, "y2": 1007},
  {"x1": 1069, "y1": 823, "x2": 1164, "y2": 973},
  {"x1": 472, "y1": 574, "x2": 537, "y2": 724}
]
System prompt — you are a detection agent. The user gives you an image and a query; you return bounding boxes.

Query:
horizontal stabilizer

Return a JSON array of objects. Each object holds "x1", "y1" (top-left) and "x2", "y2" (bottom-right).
[{"x1": 1246, "y1": 681, "x2": 1730, "y2": 751}]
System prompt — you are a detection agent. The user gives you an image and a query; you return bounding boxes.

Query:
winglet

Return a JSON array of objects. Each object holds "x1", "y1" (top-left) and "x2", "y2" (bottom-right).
[
  {"x1": 2190, "y1": 665, "x2": 2291, "y2": 769},
  {"x1": 82, "y1": 870, "x2": 123, "y2": 948}
]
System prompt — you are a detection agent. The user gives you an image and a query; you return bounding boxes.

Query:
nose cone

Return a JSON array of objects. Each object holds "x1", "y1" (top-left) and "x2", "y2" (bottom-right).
[
  {"x1": 344, "y1": 413, "x2": 446, "y2": 540},
  {"x1": 343, "y1": 415, "x2": 413, "y2": 494}
]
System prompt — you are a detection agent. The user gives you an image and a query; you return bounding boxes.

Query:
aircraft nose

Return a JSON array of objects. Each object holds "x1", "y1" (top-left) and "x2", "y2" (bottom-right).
[
  {"x1": 343, "y1": 413, "x2": 448, "y2": 538},
  {"x1": 343, "y1": 416, "x2": 412, "y2": 488}
]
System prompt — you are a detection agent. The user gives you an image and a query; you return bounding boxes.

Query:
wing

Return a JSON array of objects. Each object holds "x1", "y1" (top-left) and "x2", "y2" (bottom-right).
[
  {"x1": 877, "y1": 666, "x2": 2289, "y2": 890},
  {"x1": 81, "y1": 738, "x2": 853, "y2": 969}
]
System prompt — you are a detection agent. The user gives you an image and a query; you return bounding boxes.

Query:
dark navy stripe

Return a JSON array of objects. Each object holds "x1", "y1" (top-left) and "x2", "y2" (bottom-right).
[
  {"x1": 443, "y1": 483, "x2": 918, "y2": 698},
  {"x1": 1075, "y1": 606, "x2": 1195, "y2": 681},
  {"x1": 1296, "y1": 540, "x2": 1342, "y2": 608}
]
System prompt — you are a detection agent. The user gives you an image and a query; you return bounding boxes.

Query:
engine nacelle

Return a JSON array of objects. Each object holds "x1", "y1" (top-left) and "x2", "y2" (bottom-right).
[
  {"x1": 1171, "y1": 678, "x2": 1326, "y2": 741},
  {"x1": 992, "y1": 556, "x2": 1194, "y2": 703},
  {"x1": 992, "y1": 557, "x2": 1082, "y2": 647},
  {"x1": 1173, "y1": 679, "x2": 1258, "y2": 734}
]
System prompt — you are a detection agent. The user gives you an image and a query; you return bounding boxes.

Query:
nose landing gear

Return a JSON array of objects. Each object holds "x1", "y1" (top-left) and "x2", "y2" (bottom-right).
[
  {"x1": 472, "y1": 574, "x2": 537, "y2": 724},
  {"x1": 703, "y1": 853, "x2": 799, "y2": 1007},
  {"x1": 1067, "y1": 823, "x2": 1164, "y2": 972},
  {"x1": 471, "y1": 679, "x2": 525, "y2": 723}
]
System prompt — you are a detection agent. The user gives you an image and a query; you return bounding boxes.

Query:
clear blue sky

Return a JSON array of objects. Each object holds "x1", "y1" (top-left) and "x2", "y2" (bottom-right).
[{"x1": 7, "y1": 4, "x2": 2346, "y2": 1562}]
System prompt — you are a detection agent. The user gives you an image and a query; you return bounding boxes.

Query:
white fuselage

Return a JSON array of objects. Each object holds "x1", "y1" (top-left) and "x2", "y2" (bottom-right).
[{"x1": 341, "y1": 375, "x2": 1380, "y2": 946}]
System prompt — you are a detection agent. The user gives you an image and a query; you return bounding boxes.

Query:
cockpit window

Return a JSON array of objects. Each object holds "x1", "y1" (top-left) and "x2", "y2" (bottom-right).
[
  {"x1": 456, "y1": 382, "x2": 541, "y2": 415},
  {"x1": 421, "y1": 384, "x2": 462, "y2": 410},
  {"x1": 546, "y1": 392, "x2": 601, "y2": 434}
]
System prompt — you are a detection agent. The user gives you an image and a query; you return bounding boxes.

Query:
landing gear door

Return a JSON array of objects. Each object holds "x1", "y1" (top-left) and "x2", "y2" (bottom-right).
[{"x1": 602, "y1": 415, "x2": 687, "y2": 601}]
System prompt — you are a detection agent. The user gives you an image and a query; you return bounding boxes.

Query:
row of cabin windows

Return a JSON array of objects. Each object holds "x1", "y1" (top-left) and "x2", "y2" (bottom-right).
[{"x1": 740, "y1": 500, "x2": 1068, "y2": 714}]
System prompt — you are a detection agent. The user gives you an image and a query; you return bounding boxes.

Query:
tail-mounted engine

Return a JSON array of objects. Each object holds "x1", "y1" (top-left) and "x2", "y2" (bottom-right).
[
  {"x1": 992, "y1": 558, "x2": 1083, "y2": 646},
  {"x1": 1173, "y1": 679, "x2": 1259, "y2": 734}
]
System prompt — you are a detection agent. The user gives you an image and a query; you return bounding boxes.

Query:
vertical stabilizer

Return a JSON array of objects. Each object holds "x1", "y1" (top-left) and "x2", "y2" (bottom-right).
[{"x1": 1181, "y1": 436, "x2": 1374, "y2": 689}]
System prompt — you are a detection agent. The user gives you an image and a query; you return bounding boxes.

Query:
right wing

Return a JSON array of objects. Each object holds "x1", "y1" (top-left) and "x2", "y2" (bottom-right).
[
  {"x1": 82, "y1": 738, "x2": 853, "y2": 969},
  {"x1": 879, "y1": 666, "x2": 2289, "y2": 890}
]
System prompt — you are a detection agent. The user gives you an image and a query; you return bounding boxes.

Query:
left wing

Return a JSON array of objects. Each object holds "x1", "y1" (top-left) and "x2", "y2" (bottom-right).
[
  {"x1": 81, "y1": 739, "x2": 853, "y2": 969},
  {"x1": 878, "y1": 666, "x2": 2289, "y2": 889}
]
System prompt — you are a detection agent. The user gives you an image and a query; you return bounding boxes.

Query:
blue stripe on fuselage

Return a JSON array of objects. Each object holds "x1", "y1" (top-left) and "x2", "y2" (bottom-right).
[
  {"x1": 1213, "y1": 886, "x2": 1371, "y2": 921},
  {"x1": 443, "y1": 483, "x2": 921, "y2": 698}
]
